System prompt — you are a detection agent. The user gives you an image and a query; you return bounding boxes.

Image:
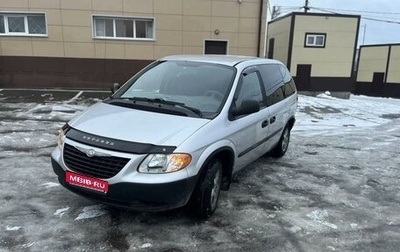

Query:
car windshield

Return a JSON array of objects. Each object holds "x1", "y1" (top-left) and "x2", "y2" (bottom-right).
[{"x1": 113, "y1": 60, "x2": 236, "y2": 118}]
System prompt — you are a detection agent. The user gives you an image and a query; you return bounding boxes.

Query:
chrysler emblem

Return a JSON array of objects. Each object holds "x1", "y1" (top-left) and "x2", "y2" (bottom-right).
[{"x1": 74, "y1": 146, "x2": 111, "y2": 157}]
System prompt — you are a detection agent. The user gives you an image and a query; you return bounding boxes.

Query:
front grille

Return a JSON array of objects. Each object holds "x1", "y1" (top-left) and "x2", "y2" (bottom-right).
[{"x1": 63, "y1": 143, "x2": 130, "y2": 179}]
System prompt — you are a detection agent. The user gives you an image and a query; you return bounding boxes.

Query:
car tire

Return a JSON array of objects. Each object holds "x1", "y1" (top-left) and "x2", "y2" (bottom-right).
[
  {"x1": 270, "y1": 126, "x2": 290, "y2": 158},
  {"x1": 190, "y1": 159, "x2": 223, "y2": 219}
]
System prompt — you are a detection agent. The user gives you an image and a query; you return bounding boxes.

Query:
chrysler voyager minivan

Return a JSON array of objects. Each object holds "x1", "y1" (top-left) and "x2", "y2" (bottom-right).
[{"x1": 51, "y1": 55, "x2": 297, "y2": 218}]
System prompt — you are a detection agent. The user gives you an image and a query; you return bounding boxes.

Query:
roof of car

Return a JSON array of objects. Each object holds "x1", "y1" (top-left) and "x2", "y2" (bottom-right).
[{"x1": 160, "y1": 55, "x2": 279, "y2": 67}]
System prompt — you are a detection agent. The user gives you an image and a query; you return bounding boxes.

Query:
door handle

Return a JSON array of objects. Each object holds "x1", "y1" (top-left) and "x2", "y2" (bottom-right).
[
  {"x1": 270, "y1": 116, "x2": 276, "y2": 124},
  {"x1": 261, "y1": 120, "x2": 269, "y2": 128}
]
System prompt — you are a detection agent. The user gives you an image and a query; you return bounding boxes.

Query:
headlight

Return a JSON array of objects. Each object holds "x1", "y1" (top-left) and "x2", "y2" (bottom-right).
[
  {"x1": 138, "y1": 153, "x2": 191, "y2": 173},
  {"x1": 57, "y1": 124, "x2": 69, "y2": 150}
]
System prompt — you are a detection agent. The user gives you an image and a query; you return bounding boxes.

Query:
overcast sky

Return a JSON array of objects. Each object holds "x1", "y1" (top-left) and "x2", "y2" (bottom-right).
[{"x1": 268, "y1": 0, "x2": 400, "y2": 47}]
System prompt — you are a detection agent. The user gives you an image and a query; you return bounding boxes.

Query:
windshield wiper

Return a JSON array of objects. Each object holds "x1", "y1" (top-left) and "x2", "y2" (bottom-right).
[
  {"x1": 116, "y1": 97, "x2": 203, "y2": 118},
  {"x1": 151, "y1": 98, "x2": 203, "y2": 118}
]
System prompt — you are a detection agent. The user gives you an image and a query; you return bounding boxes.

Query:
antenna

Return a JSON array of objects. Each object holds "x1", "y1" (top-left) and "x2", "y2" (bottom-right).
[{"x1": 304, "y1": 0, "x2": 310, "y2": 13}]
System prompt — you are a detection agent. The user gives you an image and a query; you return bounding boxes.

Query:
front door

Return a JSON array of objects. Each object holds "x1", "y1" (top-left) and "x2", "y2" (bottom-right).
[
  {"x1": 228, "y1": 69, "x2": 269, "y2": 172},
  {"x1": 296, "y1": 64, "x2": 311, "y2": 91},
  {"x1": 268, "y1": 38, "x2": 275, "y2": 59},
  {"x1": 371, "y1": 72, "x2": 384, "y2": 96}
]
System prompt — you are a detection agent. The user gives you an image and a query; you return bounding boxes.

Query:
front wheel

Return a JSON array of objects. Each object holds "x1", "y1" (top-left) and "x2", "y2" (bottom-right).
[
  {"x1": 270, "y1": 126, "x2": 290, "y2": 157},
  {"x1": 190, "y1": 159, "x2": 223, "y2": 219}
]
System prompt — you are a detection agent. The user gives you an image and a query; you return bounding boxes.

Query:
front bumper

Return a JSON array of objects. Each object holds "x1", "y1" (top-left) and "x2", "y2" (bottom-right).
[{"x1": 51, "y1": 157, "x2": 198, "y2": 211}]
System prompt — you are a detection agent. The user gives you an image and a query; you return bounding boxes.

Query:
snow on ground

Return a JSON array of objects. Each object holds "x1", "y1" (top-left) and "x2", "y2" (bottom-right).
[
  {"x1": 295, "y1": 92, "x2": 400, "y2": 135},
  {"x1": 1, "y1": 90, "x2": 400, "y2": 251}
]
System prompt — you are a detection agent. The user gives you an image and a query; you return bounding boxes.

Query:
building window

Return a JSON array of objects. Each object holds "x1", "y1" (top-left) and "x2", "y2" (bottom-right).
[
  {"x1": 93, "y1": 16, "x2": 154, "y2": 40},
  {"x1": 0, "y1": 13, "x2": 47, "y2": 36},
  {"x1": 305, "y1": 33, "x2": 326, "y2": 48}
]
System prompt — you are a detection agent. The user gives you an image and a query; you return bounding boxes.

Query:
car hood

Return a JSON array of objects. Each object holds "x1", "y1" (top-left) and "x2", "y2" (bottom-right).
[{"x1": 68, "y1": 102, "x2": 210, "y2": 147}]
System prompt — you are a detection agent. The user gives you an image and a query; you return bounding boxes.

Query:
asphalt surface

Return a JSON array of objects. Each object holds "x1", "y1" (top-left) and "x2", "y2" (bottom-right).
[{"x1": 1, "y1": 89, "x2": 400, "y2": 252}]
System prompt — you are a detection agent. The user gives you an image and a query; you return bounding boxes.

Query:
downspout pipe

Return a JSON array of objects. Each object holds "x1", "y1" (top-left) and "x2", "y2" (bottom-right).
[{"x1": 257, "y1": 0, "x2": 264, "y2": 57}]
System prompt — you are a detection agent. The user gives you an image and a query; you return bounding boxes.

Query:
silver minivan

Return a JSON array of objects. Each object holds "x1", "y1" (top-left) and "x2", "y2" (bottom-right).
[{"x1": 51, "y1": 55, "x2": 297, "y2": 218}]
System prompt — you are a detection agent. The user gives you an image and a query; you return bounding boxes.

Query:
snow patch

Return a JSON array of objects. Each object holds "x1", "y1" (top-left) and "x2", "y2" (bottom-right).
[
  {"x1": 306, "y1": 210, "x2": 338, "y2": 230},
  {"x1": 66, "y1": 91, "x2": 83, "y2": 103},
  {"x1": 140, "y1": 243, "x2": 153, "y2": 249},
  {"x1": 6, "y1": 225, "x2": 22, "y2": 231},
  {"x1": 350, "y1": 223, "x2": 358, "y2": 229},
  {"x1": 41, "y1": 182, "x2": 60, "y2": 188},
  {"x1": 41, "y1": 93, "x2": 53, "y2": 98},
  {"x1": 54, "y1": 207, "x2": 70, "y2": 218},
  {"x1": 75, "y1": 205, "x2": 106, "y2": 220},
  {"x1": 316, "y1": 91, "x2": 334, "y2": 99},
  {"x1": 293, "y1": 94, "x2": 400, "y2": 136},
  {"x1": 327, "y1": 245, "x2": 336, "y2": 251},
  {"x1": 288, "y1": 226, "x2": 302, "y2": 233},
  {"x1": 21, "y1": 242, "x2": 35, "y2": 249}
]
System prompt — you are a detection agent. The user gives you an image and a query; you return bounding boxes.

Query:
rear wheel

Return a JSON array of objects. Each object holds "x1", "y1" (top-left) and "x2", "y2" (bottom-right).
[
  {"x1": 190, "y1": 159, "x2": 223, "y2": 219},
  {"x1": 270, "y1": 126, "x2": 290, "y2": 157}
]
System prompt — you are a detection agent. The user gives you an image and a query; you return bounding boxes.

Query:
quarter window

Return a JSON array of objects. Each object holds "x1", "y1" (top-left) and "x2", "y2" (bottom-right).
[
  {"x1": 305, "y1": 33, "x2": 326, "y2": 48},
  {"x1": 93, "y1": 16, "x2": 154, "y2": 40},
  {"x1": 0, "y1": 13, "x2": 47, "y2": 36},
  {"x1": 278, "y1": 65, "x2": 296, "y2": 97},
  {"x1": 283, "y1": 81, "x2": 296, "y2": 97}
]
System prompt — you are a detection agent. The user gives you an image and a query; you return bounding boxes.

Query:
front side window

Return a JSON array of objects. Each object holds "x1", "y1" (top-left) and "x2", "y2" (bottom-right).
[
  {"x1": 93, "y1": 16, "x2": 154, "y2": 40},
  {"x1": 305, "y1": 33, "x2": 326, "y2": 48},
  {"x1": 235, "y1": 71, "x2": 264, "y2": 109},
  {"x1": 0, "y1": 13, "x2": 47, "y2": 36}
]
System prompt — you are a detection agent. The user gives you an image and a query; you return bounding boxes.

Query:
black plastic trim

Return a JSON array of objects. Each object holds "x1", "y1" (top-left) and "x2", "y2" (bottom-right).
[
  {"x1": 360, "y1": 43, "x2": 400, "y2": 48},
  {"x1": 351, "y1": 16, "x2": 361, "y2": 84},
  {"x1": 354, "y1": 81, "x2": 400, "y2": 99},
  {"x1": 66, "y1": 127, "x2": 176, "y2": 154},
  {"x1": 385, "y1": 45, "x2": 392, "y2": 83},
  {"x1": 294, "y1": 76, "x2": 353, "y2": 92},
  {"x1": 269, "y1": 12, "x2": 361, "y2": 24},
  {"x1": 287, "y1": 14, "x2": 295, "y2": 71}
]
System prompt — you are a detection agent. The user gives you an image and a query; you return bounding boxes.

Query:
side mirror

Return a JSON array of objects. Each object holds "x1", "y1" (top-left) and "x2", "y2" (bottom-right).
[
  {"x1": 231, "y1": 99, "x2": 260, "y2": 117},
  {"x1": 111, "y1": 83, "x2": 120, "y2": 94}
]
